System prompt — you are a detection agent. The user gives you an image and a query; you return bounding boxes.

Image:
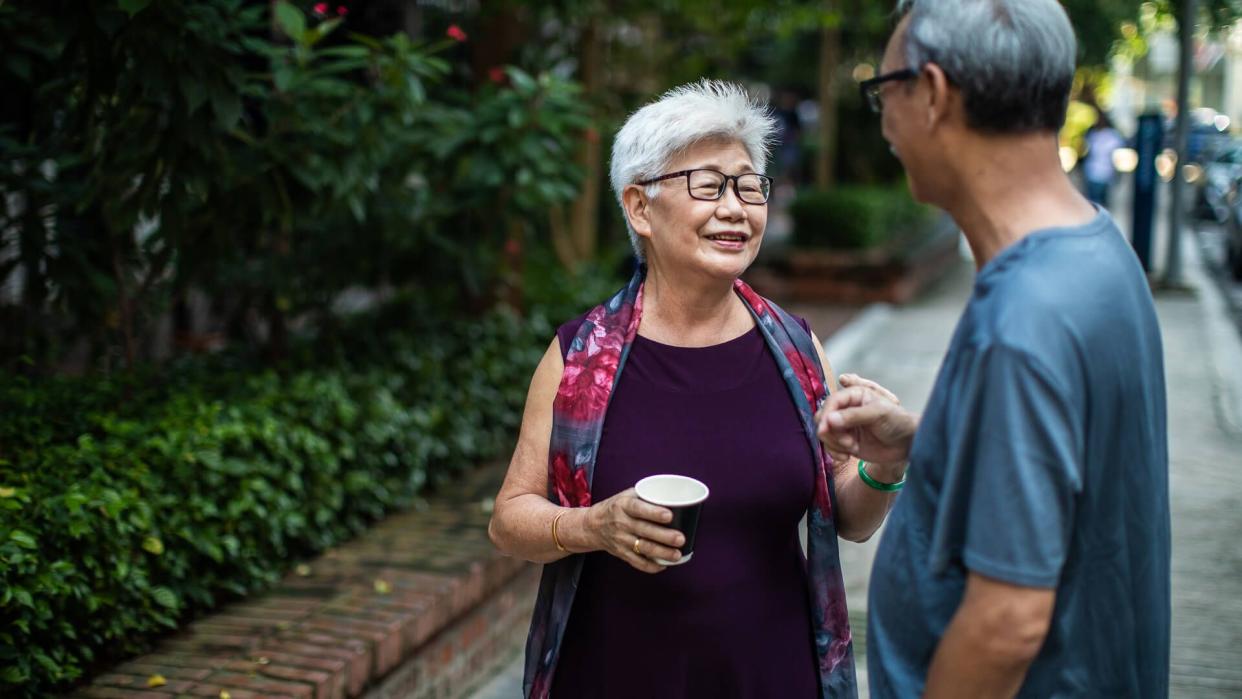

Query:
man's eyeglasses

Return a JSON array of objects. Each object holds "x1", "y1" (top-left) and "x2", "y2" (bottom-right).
[
  {"x1": 858, "y1": 68, "x2": 918, "y2": 114},
  {"x1": 637, "y1": 169, "x2": 773, "y2": 205}
]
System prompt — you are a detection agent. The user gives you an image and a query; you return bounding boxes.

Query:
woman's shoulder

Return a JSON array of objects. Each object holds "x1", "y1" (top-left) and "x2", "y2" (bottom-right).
[
  {"x1": 555, "y1": 310, "x2": 593, "y2": 361},
  {"x1": 791, "y1": 313, "x2": 810, "y2": 335},
  {"x1": 758, "y1": 294, "x2": 811, "y2": 336}
]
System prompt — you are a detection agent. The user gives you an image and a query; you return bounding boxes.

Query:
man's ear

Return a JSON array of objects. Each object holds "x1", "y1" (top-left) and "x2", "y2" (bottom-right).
[
  {"x1": 921, "y1": 62, "x2": 956, "y2": 131},
  {"x1": 622, "y1": 184, "x2": 655, "y2": 243}
]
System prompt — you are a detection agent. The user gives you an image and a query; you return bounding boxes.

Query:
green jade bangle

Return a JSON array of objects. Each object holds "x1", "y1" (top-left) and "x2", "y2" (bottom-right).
[{"x1": 857, "y1": 459, "x2": 905, "y2": 492}]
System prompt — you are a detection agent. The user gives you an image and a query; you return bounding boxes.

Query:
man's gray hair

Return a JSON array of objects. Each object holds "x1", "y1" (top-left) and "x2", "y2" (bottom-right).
[
  {"x1": 609, "y1": 79, "x2": 777, "y2": 262},
  {"x1": 895, "y1": 0, "x2": 1077, "y2": 133}
]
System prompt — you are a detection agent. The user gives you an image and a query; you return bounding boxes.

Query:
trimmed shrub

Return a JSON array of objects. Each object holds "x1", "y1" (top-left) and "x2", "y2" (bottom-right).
[
  {"x1": 790, "y1": 184, "x2": 934, "y2": 250},
  {"x1": 0, "y1": 309, "x2": 552, "y2": 696}
]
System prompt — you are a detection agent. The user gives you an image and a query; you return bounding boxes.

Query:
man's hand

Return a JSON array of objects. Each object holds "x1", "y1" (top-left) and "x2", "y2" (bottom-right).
[{"x1": 817, "y1": 373, "x2": 918, "y2": 468}]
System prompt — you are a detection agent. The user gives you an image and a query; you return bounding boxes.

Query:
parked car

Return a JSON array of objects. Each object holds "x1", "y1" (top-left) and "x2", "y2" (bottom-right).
[
  {"x1": 1223, "y1": 182, "x2": 1242, "y2": 280},
  {"x1": 1193, "y1": 140, "x2": 1242, "y2": 223}
]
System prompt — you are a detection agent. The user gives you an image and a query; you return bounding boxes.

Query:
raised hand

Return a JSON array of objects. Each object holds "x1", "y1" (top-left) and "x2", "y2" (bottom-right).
[{"x1": 817, "y1": 374, "x2": 918, "y2": 468}]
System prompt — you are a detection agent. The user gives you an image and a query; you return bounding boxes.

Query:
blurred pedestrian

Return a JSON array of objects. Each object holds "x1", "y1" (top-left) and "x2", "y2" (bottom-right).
[
  {"x1": 1082, "y1": 113, "x2": 1125, "y2": 208},
  {"x1": 490, "y1": 79, "x2": 898, "y2": 698},
  {"x1": 773, "y1": 88, "x2": 804, "y2": 183},
  {"x1": 836, "y1": 1, "x2": 1170, "y2": 697}
]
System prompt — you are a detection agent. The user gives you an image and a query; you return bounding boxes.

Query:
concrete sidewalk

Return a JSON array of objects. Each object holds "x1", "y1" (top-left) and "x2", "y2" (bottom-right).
[
  {"x1": 828, "y1": 235, "x2": 1242, "y2": 697},
  {"x1": 472, "y1": 228, "x2": 1242, "y2": 697}
]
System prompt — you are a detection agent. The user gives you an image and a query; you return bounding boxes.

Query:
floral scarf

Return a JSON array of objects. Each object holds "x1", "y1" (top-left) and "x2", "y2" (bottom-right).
[{"x1": 523, "y1": 267, "x2": 857, "y2": 698}]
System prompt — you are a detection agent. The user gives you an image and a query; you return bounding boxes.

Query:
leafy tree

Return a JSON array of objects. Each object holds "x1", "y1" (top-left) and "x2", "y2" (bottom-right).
[{"x1": 0, "y1": 0, "x2": 588, "y2": 373}]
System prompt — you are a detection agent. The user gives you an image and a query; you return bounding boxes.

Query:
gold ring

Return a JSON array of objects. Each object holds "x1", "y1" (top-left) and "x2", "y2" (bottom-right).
[{"x1": 633, "y1": 537, "x2": 643, "y2": 556}]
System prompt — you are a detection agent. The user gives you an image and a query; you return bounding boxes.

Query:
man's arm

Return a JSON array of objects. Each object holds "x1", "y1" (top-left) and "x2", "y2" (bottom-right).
[{"x1": 924, "y1": 573, "x2": 1056, "y2": 699}]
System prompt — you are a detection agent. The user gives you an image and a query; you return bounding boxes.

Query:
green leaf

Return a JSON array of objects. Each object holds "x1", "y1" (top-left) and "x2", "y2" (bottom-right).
[
  {"x1": 31, "y1": 651, "x2": 58, "y2": 674},
  {"x1": 151, "y1": 586, "x2": 178, "y2": 609},
  {"x1": 118, "y1": 0, "x2": 153, "y2": 17},
  {"x1": 210, "y1": 85, "x2": 242, "y2": 130},
  {"x1": 273, "y1": 65, "x2": 294, "y2": 92},
  {"x1": 6, "y1": 54, "x2": 31, "y2": 82},
  {"x1": 9, "y1": 530, "x2": 36, "y2": 549},
  {"x1": 307, "y1": 18, "x2": 343, "y2": 46},
  {"x1": 142, "y1": 536, "x2": 164, "y2": 555},
  {"x1": 274, "y1": 2, "x2": 306, "y2": 43},
  {"x1": 180, "y1": 79, "x2": 208, "y2": 114},
  {"x1": 1, "y1": 665, "x2": 25, "y2": 684},
  {"x1": 509, "y1": 68, "x2": 537, "y2": 94}
]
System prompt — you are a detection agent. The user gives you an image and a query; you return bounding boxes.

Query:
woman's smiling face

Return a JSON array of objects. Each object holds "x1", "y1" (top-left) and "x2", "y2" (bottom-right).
[{"x1": 637, "y1": 137, "x2": 768, "y2": 282}]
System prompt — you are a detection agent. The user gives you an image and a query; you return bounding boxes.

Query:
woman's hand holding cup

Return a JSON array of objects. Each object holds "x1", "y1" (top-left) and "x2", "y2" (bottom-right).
[{"x1": 586, "y1": 488, "x2": 684, "y2": 574}]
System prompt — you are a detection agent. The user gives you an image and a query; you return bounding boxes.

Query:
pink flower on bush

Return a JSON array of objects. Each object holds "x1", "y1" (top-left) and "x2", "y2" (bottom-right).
[
  {"x1": 551, "y1": 452, "x2": 591, "y2": 508},
  {"x1": 312, "y1": 2, "x2": 328, "y2": 16},
  {"x1": 446, "y1": 24, "x2": 468, "y2": 42},
  {"x1": 488, "y1": 66, "x2": 507, "y2": 84},
  {"x1": 336, "y1": 5, "x2": 347, "y2": 16}
]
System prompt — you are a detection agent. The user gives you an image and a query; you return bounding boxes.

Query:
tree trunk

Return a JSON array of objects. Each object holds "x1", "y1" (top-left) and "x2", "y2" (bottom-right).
[
  {"x1": 565, "y1": 14, "x2": 603, "y2": 269},
  {"x1": 110, "y1": 232, "x2": 138, "y2": 372},
  {"x1": 816, "y1": 3, "x2": 841, "y2": 190},
  {"x1": 503, "y1": 219, "x2": 525, "y2": 313},
  {"x1": 473, "y1": 3, "x2": 525, "y2": 87}
]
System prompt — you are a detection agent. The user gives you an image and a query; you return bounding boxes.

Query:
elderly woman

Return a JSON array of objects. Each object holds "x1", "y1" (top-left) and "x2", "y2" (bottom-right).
[{"x1": 488, "y1": 80, "x2": 907, "y2": 699}]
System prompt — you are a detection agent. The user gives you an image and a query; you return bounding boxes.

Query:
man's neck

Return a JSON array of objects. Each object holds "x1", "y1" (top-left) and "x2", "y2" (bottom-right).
[{"x1": 939, "y1": 132, "x2": 1097, "y2": 270}]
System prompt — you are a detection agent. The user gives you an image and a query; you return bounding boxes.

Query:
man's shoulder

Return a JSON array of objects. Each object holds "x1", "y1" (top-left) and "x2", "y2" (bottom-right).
[{"x1": 984, "y1": 219, "x2": 1147, "y2": 320}]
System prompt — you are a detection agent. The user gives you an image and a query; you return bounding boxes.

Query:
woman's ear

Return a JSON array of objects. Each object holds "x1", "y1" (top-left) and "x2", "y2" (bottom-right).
[{"x1": 622, "y1": 184, "x2": 655, "y2": 244}]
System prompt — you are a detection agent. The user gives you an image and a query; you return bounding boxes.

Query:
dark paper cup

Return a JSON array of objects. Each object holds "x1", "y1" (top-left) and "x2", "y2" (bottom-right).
[{"x1": 635, "y1": 474, "x2": 709, "y2": 565}]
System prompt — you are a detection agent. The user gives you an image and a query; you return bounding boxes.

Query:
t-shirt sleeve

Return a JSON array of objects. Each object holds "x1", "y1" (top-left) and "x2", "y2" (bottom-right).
[{"x1": 929, "y1": 343, "x2": 1084, "y2": 589}]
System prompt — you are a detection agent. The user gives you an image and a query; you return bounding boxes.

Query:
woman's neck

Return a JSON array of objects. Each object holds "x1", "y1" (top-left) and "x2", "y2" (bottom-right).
[{"x1": 638, "y1": 263, "x2": 752, "y2": 347}]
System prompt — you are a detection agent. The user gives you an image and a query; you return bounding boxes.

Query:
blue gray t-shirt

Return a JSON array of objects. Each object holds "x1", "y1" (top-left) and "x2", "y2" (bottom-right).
[{"x1": 868, "y1": 210, "x2": 1170, "y2": 697}]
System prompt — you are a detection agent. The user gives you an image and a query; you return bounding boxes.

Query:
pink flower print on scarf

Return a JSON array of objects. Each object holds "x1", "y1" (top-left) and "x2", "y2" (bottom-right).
[{"x1": 551, "y1": 452, "x2": 591, "y2": 508}]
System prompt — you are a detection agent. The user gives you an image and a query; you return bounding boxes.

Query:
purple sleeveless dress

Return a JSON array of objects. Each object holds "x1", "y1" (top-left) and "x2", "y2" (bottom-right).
[{"x1": 549, "y1": 315, "x2": 820, "y2": 698}]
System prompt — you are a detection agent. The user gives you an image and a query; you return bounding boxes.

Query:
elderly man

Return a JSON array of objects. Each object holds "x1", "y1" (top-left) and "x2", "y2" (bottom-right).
[{"x1": 818, "y1": 1, "x2": 1170, "y2": 697}]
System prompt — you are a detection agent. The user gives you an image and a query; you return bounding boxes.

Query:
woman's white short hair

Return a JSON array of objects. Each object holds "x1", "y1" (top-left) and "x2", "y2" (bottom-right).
[{"x1": 609, "y1": 79, "x2": 777, "y2": 262}]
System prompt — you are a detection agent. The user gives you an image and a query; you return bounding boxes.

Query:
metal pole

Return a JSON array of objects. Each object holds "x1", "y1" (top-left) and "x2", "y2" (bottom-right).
[{"x1": 1166, "y1": 0, "x2": 1196, "y2": 285}]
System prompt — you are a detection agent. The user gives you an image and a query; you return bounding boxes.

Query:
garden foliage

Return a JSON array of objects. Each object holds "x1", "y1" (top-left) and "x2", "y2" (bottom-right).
[
  {"x1": 0, "y1": 304, "x2": 569, "y2": 695},
  {"x1": 0, "y1": 1, "x2": 606, "y2": 694},
  {"x1": 790, "y1": 184, "x2": 935, "y2": 251},
  {"x1": 0, "y1": 0, "x2": 589, "y2": 371}
]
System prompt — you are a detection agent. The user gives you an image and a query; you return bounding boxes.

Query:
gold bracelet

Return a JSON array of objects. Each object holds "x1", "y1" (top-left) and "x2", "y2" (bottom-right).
[{"x1": 551, "y1": 509, "x2": 569, "y2": 553}]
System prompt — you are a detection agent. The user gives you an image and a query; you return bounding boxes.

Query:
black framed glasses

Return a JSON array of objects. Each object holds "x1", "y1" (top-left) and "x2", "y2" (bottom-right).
[
  {"x1": 637, "y1": 169, "x2": 773, "y2": 205},
  {"x1": 859, "y1": 68, "x2": 918, "y2": 114}
]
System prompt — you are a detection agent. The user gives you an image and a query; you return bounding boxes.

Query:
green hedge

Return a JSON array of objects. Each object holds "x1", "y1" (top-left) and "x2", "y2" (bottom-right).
[
  {"x1": 0, "y1": 309, "x2": 554, "y2": 696},
  {"x1": 790, "y1": 184, "x2": 934, "y2": 250}
]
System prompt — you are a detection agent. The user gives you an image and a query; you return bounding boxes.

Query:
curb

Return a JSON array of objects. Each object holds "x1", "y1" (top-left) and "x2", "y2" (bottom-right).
[
  {"x1": 1183, "y1": 235, "x2": 1242, "y2": 436},
  {"x1": 822, "y1": 303, "x2": 895, "y2": 372},
  {"x1": 76, "y1": 464, "x2": 534, "y2": 699}
]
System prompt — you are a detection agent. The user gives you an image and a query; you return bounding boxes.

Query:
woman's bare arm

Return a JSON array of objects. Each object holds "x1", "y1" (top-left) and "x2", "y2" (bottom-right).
[
  {"x1": 487, "y1": 337, "x2": 683, "y2": 573},
  {"x1": 809, "y1": 332, "x2": 905, "y2": 543}
]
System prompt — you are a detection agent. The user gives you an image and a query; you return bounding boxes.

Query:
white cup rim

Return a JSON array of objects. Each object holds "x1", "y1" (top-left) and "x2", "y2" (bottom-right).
[{"x1": 635, "y1": 474, "x2": 709, "y2": 507}]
